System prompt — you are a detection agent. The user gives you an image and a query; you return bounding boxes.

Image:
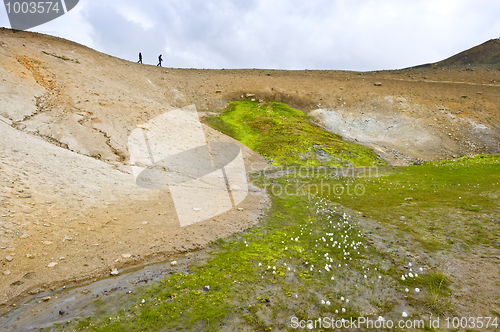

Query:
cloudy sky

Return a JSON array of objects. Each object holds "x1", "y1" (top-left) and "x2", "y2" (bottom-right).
[{"x1": 1, "y1": 0, "x2": 499, "y2": 70}]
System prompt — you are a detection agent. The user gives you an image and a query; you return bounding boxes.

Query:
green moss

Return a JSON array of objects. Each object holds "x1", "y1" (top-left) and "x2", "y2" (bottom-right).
[{"x1": 204, "y1": 100, "x2": 385, "y2": 167}]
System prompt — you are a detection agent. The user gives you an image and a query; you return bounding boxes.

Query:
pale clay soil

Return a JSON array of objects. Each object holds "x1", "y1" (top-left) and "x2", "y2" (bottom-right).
[{"x1": 0, "y1": 28, "x2": 499, "y2": 318}]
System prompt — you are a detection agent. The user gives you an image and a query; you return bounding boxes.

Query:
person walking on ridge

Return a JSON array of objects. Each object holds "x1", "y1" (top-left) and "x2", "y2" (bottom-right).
[
  {"x1": 157, "y1": 54, "x2": 163, "y2": 67},
  {"x1": 138, "y1": 52, "x2": 142, "y2": 64}
]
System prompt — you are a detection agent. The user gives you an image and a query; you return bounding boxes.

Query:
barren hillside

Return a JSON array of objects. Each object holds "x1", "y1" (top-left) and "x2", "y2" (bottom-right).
[{"x1": 0, "y1": 28, "x2": 499, "y2": 312}]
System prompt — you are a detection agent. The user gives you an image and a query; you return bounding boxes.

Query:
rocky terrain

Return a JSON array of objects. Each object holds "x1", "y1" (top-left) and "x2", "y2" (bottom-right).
[{"x1": 0, "y1": 27, "x2": 499, "y2": 313}]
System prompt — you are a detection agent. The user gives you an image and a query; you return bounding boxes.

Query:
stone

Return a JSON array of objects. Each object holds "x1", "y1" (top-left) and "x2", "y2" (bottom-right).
[
  {"x1": 5, "y1": 256, "x2": 13, "y2": 262},
  {"x1": 20, "y1": 194, "x2": 32, "y2": 198},
  {"x1": 47, "y1": 262, "x2": 58, "y2": 268},
  {"x1": 203, "y1": 285, "x2": 211, "y2": 291},
  {"x1": 20, "y1": 233, "x2": 29, "y2": 239},
  {"x1": 237, "y1": 208, "x2": 244, "y2": 211},
  {"x1": 121, "y1": 254, "x2": 131, "y2": 259},
  {"x1": 26, "y1": 253, "x2": 35, "y2": 259},
  {"x1": 42, "y1": 296, "x2": 51, "y2": 302},
  {"x1": 110, "y1": 268, "x2": 119, "y2": 275},
  {"x1": 63, "y1": 236, "x2": 73, "y2": 242},
  {"x1": 374, "y1": 82, "x2": 382, "y2": 86},
  {"x1": 404, "y1": 197, "x2": 413, "y2": 201},
  {"x1": 3, "y1": 270, "x2": 11, "y2": 276},
  {"x1": 170, "y1": 260, "x2": 178, "y2": 266}
]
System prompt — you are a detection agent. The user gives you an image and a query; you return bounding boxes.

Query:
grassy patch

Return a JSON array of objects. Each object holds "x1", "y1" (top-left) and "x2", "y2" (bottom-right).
[
  {"x1": 309, "y1": 154, "x2": 500, "y2": 251},
  {"x1": 204, "y1": 100, "x2": 385, "y2": 167}
]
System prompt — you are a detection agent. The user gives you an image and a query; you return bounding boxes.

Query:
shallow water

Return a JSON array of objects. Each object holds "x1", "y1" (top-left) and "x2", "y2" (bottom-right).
[{"x1": 0, "y1": 249, "x2": 209, "y2": 332}]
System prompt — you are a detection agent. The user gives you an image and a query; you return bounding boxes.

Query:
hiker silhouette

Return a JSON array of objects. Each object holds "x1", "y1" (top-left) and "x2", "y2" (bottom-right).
[
  {"x1": 138, "y1": 52, "x2": 142, "y2": 64},
  {"x1": 157, "y1": 54, "x2": 163, "y2": 67}
]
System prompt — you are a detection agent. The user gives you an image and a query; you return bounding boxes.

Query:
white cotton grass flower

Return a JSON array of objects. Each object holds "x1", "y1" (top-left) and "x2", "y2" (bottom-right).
[
  {"x1": 331, "y1": 276, "x2": 335, "y2": 280},
  {"x1": 415, "y1": 288, "x2": 420, "y2": 293},
  {"x1": 377, "y1": 316, "x2": 385, "y2": 321},
  {"x1": 335, "y1": 309, "x2": 338, "y2": 314},
  {"x1": 402, "y1": 312, "x2": 408, "y2": 317},
  {"x1": 408, "y1": 272, "x2": 414, "y2": 278},
  {"x1": 405, "y1": 288, "x2": 409, "y2": 292},
  {"x1": 326, "y1": 301, "x2": 331, "y2": 305},
  {"x1": 342, "y1": 308, "x2": 346, "y2": 313},
  {"x1": 258, "y1": 263, "x2": 262, "y2": 266},
  {"x1": 401, "y1": 275, "x2": 406, "y2": 281},
  {"x1": 321, "y1": 300, "x2": 325, "y2": 304},
  {"x1": 341, "y1": 296, "x2": 344, "y2": 301}
]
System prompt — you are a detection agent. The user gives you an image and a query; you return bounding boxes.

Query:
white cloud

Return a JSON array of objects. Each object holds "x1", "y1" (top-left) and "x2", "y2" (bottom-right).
[{"x1": 3, "y1": 0, "x2": 499, "y2": 70}]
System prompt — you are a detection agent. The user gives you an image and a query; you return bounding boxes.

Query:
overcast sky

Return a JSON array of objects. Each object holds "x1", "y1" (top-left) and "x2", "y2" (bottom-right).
[{"x1": 1, "y1": 0, "x2": 499, "y2": 71}]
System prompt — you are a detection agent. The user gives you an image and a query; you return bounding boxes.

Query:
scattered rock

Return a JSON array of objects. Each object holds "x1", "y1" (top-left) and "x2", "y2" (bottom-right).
[
  {"x1": 203, "y1": 285, "x2": 211, "y2": 292},
  {"x1": 404, "y1": 197, "x2": 413, "y2": 201},
  {"x1": 47, "y1": 262, "x2": 58, "y2": 268},
  {"x1": 237, "y1": 207, "x2": 244, "y2": 211},
  {"x1": 26, "y1": 253, "x2": 35, "y2": 259},
  {"x1": 121, "y1": 254, "x2": 131, "y2": 259},
  {"x1": 400, "y1": 216, "x2": 407, "y2": 221},
  {"x1": 63, "y1": 236, "x2": 73, "y2": 242},
  {"x1": 59, "y1": 310, "x2": 65, "y2": 315},
  {"x1": 20, "y1": 233, "x2": 29, "y2": 239},
  {"x1": 5, "y1": 256, "x2": 13, "y2": 262},
  {"x1": 170, "y1": 260, "x2": 178, "y2": 266},
  {"x1": 110, "y1": 268, "x2": 119, "y2": 275},
  {"x1": 42, "y1": 296, "x2": 51, "y2": 302},
  {"x1": 374, "y1": 82, "x2": 382, "y2": 86},
  {"x1": 20, "y1": 194, "x2": 32, "y2": 198},
  {"x1": 3, "y1": 271, "x2": 11, "y2": 276}
]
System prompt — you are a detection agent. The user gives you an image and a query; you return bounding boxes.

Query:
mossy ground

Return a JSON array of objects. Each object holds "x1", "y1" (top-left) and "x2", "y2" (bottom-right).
[
  {"x1": 308, "y1": 154, "x2": 500, "y2": 252},
  {"x1": 60, "y1": 176, "x2": 451, "y2": 331},
  {"x1": 204, "y1": 100, "x2": 385, "y2": 167},
  {"x1": 56, "y1": 103, "x2": 499, "y2": 331}
]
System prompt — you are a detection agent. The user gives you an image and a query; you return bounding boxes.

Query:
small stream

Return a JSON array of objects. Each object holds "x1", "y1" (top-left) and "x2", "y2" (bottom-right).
[{"x1": 0, "y1": 249, "x2": 211, "y2": 331}]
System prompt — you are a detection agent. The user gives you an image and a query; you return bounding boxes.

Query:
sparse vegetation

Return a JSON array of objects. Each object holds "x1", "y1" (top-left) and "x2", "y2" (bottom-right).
[
  {"x1": 204, "y1": 100, "x2": 385, "y2": 167},
  {"x1": 42, "y1": 50, "x2": 80, "y2": 63}
]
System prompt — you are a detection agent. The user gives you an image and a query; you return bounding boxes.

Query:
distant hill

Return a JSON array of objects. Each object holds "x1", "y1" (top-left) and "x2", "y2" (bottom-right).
[{"x1": 414, "y1": 38, "x2": 500, "y2": 68}]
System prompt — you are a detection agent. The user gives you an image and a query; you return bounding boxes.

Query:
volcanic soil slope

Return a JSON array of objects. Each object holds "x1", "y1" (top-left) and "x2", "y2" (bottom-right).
[{"x1": 0, "y1": 28, "x2": 499, "y2": 313}]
